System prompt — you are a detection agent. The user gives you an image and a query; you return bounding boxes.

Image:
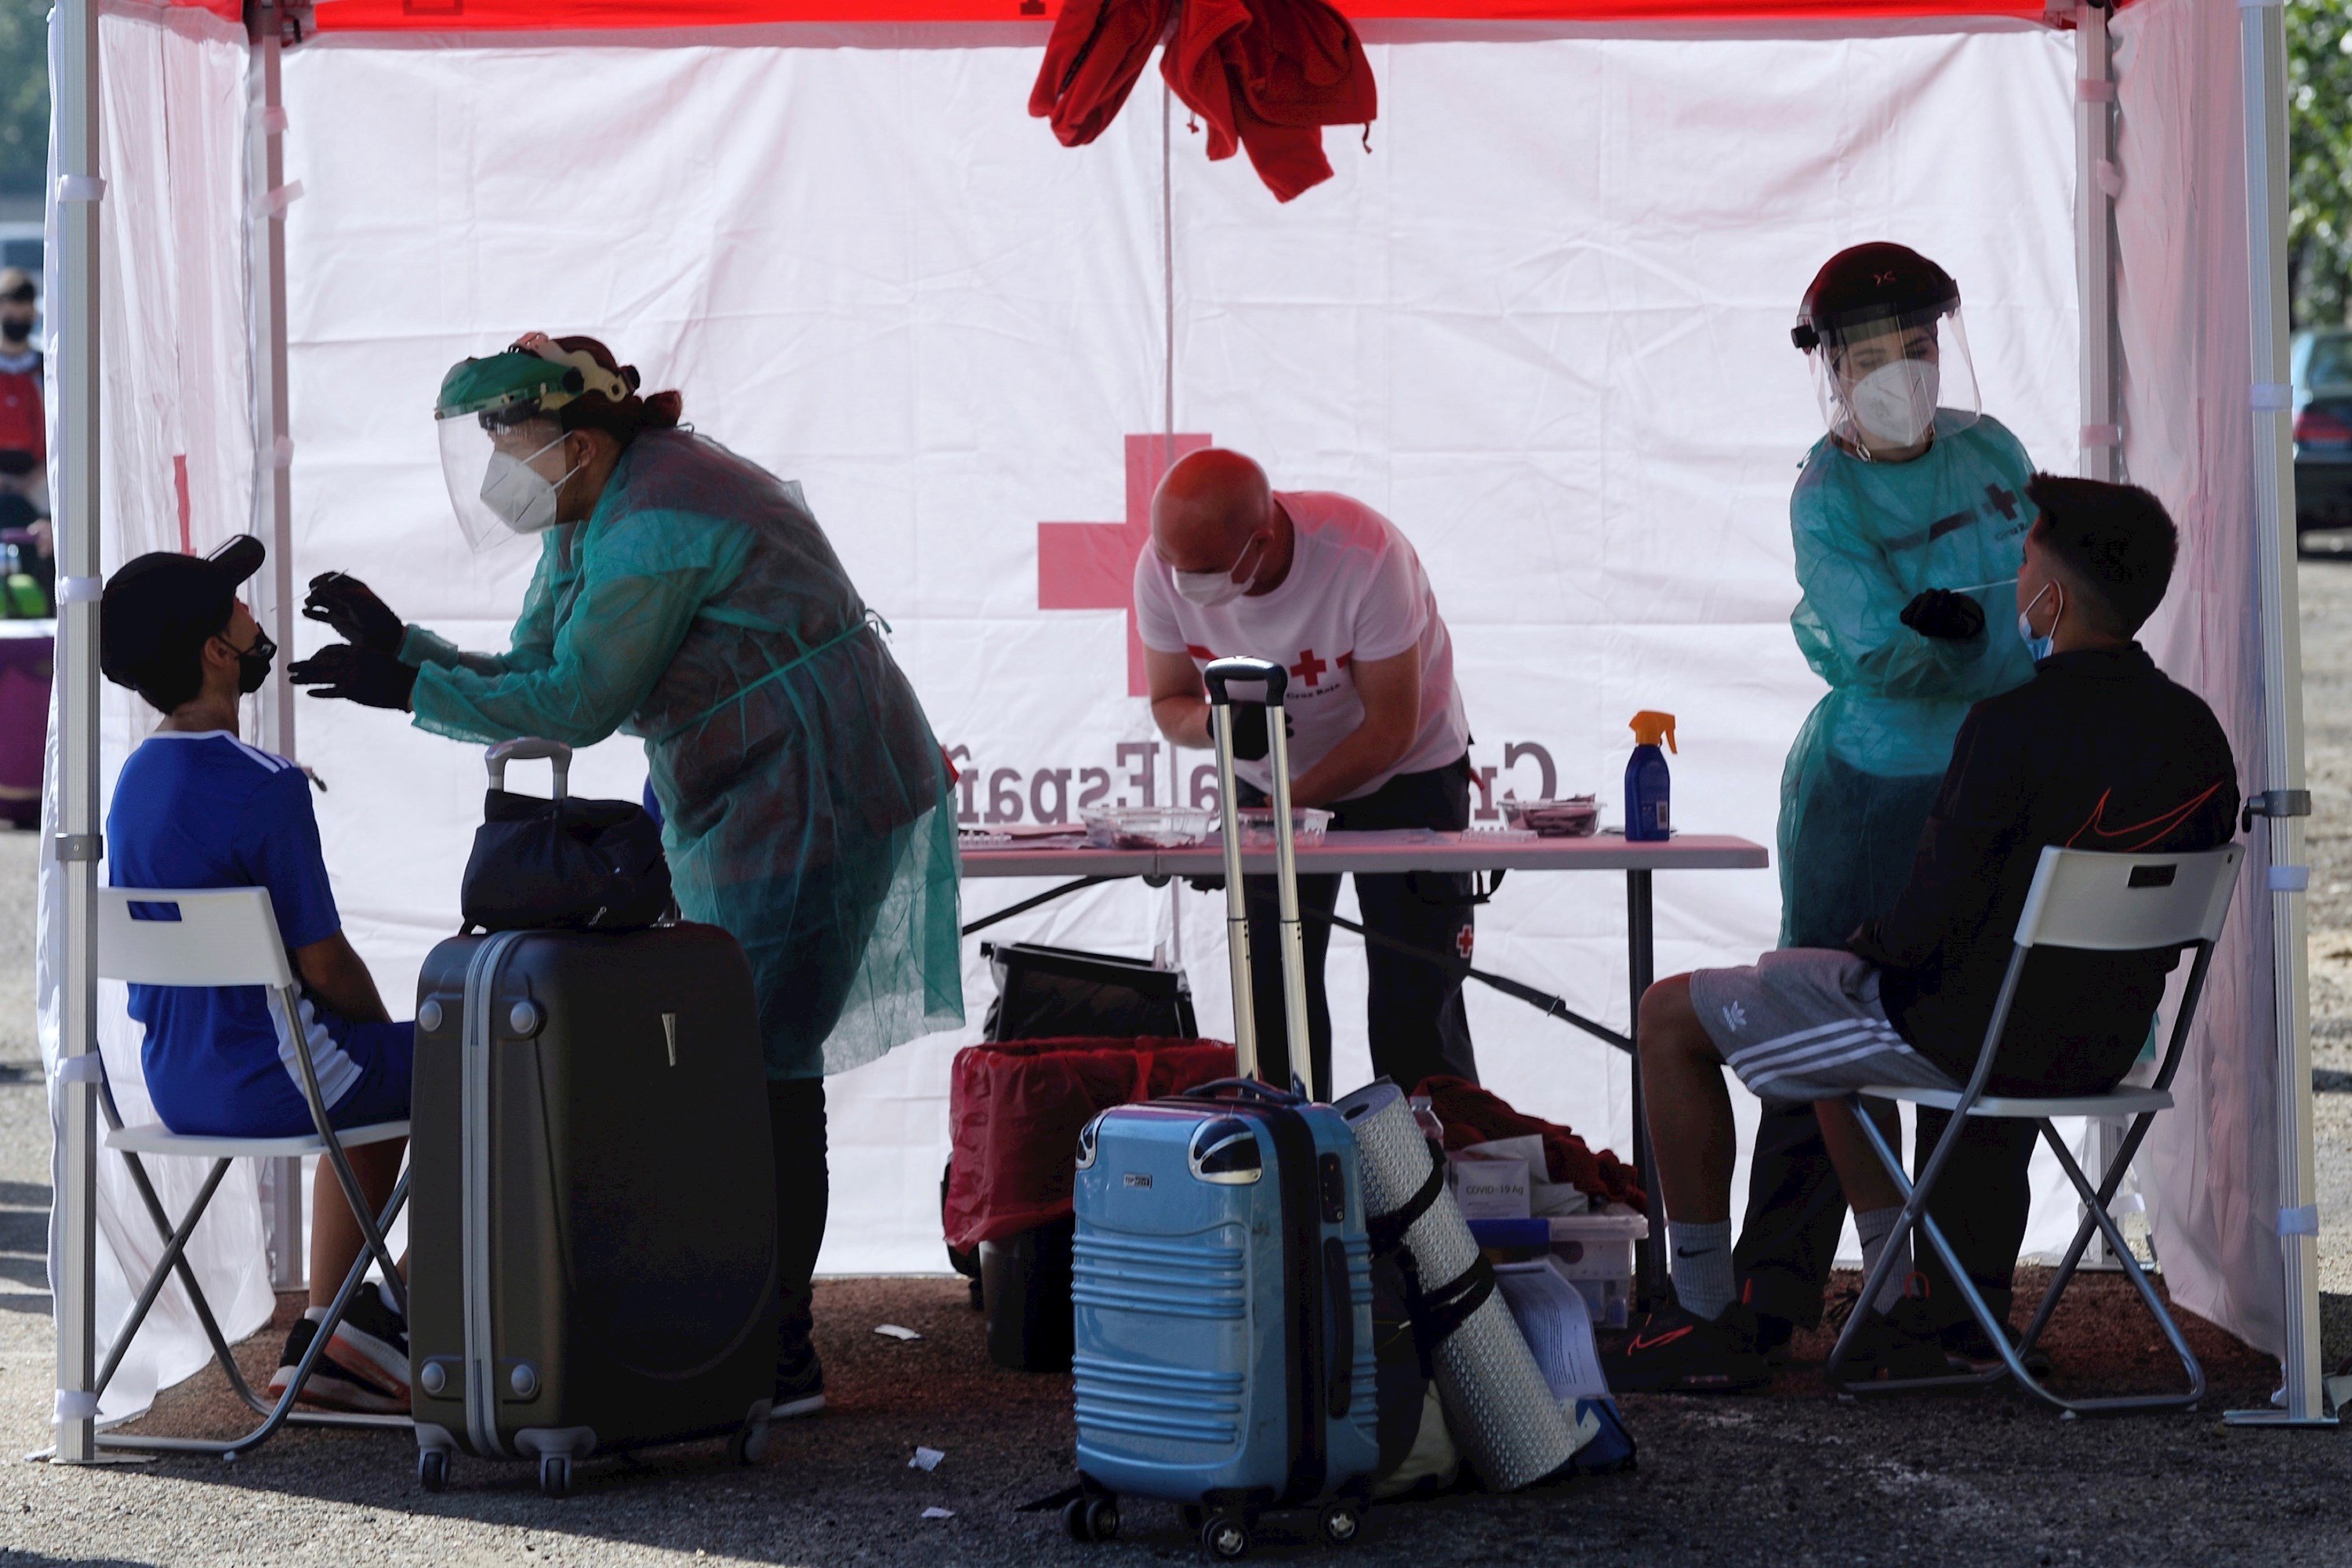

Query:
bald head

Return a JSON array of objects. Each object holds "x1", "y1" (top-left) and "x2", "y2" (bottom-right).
[{"x1": 1152, "y1": 448, "x2": 1276, "y2": 571}]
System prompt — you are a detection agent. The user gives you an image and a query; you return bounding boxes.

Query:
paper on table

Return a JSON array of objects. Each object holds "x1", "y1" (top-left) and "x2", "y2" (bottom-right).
[{"x1": 1493, "y1": 1259, "x2": 1610, "y2": 1403}]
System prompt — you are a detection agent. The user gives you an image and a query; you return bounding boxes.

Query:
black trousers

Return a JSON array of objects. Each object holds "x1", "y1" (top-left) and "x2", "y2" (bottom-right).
[
  {"x1": 1239, "y1": 758, "x2": 1480, "y2": 1097},
  {"x1": 768, "y1": 1078, "x2": 829, "y2": 1369},
  {"x1": 1744, "y1": 775, "x2": 2038, "y2": 1332}
]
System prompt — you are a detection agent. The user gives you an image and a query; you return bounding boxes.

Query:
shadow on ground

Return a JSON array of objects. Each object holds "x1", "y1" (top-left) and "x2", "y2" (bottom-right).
[{"x1": 65, "y1": 1272, "x2": 2352, "y2": 1567}]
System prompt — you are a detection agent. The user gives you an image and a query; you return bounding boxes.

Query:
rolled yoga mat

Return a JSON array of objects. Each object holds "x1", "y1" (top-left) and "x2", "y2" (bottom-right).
[{"x1": 1338, "y1": 1080, "x2": 1579, "y2": 1491}]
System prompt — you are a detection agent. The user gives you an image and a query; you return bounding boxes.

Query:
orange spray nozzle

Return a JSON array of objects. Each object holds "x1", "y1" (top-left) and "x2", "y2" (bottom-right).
[{"x1": 1630, "y1": 710, "x2": 1677, "y2": 753}]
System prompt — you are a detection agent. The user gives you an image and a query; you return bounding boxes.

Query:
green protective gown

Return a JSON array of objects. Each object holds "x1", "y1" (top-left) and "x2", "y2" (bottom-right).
[
  {"x1": 402, "y1": 427, "x2": 964, "y2": 1080},
  {"x1": 1778, "y1": 411, "x2": 2039, "y2": 949}
]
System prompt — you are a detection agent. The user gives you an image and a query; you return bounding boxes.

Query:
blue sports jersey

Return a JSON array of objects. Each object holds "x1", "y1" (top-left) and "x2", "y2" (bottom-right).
[{"x1": 105, "y1": 731, "x2": 357, "y2": 1135}]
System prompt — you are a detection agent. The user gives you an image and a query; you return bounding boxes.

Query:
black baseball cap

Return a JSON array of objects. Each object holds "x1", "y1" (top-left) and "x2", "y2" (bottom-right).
[{"x1": 100, "y1": 535, "x2": 266, "y2": 710}]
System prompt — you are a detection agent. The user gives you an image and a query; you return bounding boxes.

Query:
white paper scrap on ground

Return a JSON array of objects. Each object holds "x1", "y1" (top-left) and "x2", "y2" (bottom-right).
[
  {"x1": 1493, "y1": 1260, "x2": 1610, "y2": 1403},
  {"x1": 922, "y1": 1508, "x2": 955, "y2": 1520},
  {"x1": 875, "y1": 1323, "x2": 923, "y2": 1341},
  {"x1": 910, "y1": 1446, "x2": 946, "y2": 1472}
]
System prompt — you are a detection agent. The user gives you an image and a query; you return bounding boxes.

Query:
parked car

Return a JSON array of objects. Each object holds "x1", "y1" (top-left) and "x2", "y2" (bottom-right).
[{"x1": 2294, "y1": 328, "x2": 2352, "y2": 538}]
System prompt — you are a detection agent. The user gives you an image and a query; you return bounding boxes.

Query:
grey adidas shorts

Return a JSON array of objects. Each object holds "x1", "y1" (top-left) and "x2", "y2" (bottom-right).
[{"x1": 1688, "y1": 948, "x2": 1960, "y2": 1104}]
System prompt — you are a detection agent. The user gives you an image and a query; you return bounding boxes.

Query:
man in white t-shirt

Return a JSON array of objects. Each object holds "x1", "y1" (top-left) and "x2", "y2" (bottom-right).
[{"x1": 1137, "y1": 448, "x2": 1477, "y2": 1095}]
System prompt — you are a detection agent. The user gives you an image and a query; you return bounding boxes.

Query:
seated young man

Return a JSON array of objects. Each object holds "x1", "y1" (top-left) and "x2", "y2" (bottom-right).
[
  {"x1": 1614, "y1": 476, "x2": 2238, "y2": 1392},
  {"x1": 99, "y1": 539, "x2": 415, "y2": 1413}
]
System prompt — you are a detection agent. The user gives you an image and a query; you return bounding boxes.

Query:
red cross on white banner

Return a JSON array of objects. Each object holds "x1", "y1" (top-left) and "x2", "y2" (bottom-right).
[{"x1": 1036, "y1": 432, "x2": 1214, "y2": 698}]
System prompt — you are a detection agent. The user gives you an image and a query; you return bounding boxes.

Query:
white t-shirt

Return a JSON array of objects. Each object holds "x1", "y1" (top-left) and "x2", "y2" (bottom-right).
[{"x1": 1134, "y1": 491, "x2": 1469, "y2": 800}]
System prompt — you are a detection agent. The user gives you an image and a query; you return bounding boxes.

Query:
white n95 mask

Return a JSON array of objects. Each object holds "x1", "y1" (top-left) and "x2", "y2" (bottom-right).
[
  {"x1": 1848, "y1": 358, "x2": 1940, "y2": 451},
  {"x1": 1173, "y1": 566, "x2": 1250, "y2": 608},
  {"x1": 479, "y1": 437, "x2": 580, "y2": 535}
]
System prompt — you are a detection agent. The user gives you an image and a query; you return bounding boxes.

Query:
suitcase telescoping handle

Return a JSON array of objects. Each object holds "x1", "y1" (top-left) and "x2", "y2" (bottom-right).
[
  {"x1": 1179, "y1": 1076, "x2": 1304, "y2": 1107},
  {"x1": 486, "y1": 737, "x2": 572, "y2": 800},
  {"x1": 1202, "y1": 657, "x2": 1316, "y2": 1098}
]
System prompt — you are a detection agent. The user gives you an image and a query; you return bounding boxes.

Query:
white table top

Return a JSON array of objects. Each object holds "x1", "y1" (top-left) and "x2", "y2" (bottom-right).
[{"x1": 958, "y1": 829, "x2": 1768, "y2": 879}]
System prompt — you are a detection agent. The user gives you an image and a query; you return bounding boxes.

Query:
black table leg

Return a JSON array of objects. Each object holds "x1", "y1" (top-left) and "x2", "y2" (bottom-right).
[{"x1": 1626, "y1": 867, "x2": 1665, "y2": 1311}]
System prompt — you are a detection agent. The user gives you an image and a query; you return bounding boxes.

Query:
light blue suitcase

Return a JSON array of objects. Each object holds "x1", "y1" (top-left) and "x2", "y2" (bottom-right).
[{"x1": 1069, "y1": 1080, "x2": 1381, "y2": 1559}]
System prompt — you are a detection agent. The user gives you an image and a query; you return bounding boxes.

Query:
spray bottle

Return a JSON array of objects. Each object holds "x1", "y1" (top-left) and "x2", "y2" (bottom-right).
[{"x1": 1625, "y1": 710, "x2": 1676, "y2": 842}]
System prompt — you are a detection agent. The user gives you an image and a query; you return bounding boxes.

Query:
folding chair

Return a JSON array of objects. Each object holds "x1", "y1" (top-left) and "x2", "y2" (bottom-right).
[
  {"x1": 85, "y1": 886, "x2": 412, "y2": 1457},
  {"x1": 1824, "y1": 844, "x2": 2242, "y2": 1417}
]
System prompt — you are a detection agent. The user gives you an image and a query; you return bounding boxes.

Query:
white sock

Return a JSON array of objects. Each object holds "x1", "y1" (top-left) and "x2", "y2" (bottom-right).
[
  {"x1": 1667, "y1": 1218, "x2": 1737, "y2": 1321},
  {"x1": 1854, "y1": 1206, "x2": 1911, "y2": 1312},
  {"x1": 377, "y1": 1277, "x2": 404, "y2": 1319},
  {"x1": 302, "y1": 1305, "x2": 328, "y2": 1325}
]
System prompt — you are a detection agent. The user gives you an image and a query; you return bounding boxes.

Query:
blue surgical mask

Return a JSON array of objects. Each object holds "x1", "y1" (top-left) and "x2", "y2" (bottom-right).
[{"x1": 2017, "y1": 581, "x2": 2060, "y2": 663}]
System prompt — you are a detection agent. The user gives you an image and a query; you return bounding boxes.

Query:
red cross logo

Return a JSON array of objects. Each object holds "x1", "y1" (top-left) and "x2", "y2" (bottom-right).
[
  {"x1": 1455, "y1": 924, "x2": 1475, "y2": 960},
  {"x1": 1289, "y1": 648, "x2": 1327, "y2": 687},
  {"x1": 1037, "y1": 432, "x2": 1214, "y2": 697}
]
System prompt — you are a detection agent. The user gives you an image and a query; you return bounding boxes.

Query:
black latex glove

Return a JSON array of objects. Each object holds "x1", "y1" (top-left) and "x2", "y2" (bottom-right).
[
  {"x1": 1226, "y1": 703, "x2": 1294, "y2": 763},
  {"x1": 303, "y1": 571, "x2": 405, "y2": 655},
  {"x1": 289, "y1": 642, "x2": 418, "y2": 712},
  {"x1": 1897, "y1": 587, "x2": 1986, "y2": 642}
]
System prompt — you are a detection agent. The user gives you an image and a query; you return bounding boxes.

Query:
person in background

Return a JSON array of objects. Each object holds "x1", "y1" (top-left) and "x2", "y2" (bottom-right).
[
  {"x1": 1138, "y1": 447, "x2": 1475, "y2": 1098},
  {"x1": 0, "y1": 269, "x2": 50, "y2": 606},
  {"x1": 1735, "y1": 243, "x2": 2046, "y2": 1367},
  {"x1": 99, "y1": 537, "x2": 415, "y2": 1413},
  {"x1": 1616, "y1": 477, "x2": 2238, "y2": 1392},
  {"x1": 289, "y1": 333, "x2": 963, "y2": 1421}
]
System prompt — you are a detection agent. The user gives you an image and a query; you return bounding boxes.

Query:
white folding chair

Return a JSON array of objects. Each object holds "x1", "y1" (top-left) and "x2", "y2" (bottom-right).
[
  {"x1": 1824, "y1": 844, "x2": 2242, "y2": 1417},
  {"x1": 87, "y1": 887, "x2": 412, "y2": 1456}
]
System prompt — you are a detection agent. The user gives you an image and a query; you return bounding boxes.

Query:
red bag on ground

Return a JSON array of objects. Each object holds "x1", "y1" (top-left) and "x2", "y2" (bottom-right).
[
  {"x1": 1417, "y1": 1073, "x2": 1648, "y2": 1214},
  {"x1": 944, "y1": 1036, "x2": 1237, "y2": 1251}
]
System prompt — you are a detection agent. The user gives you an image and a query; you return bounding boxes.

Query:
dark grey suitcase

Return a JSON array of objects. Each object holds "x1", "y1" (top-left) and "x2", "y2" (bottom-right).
[{"x1": 408, "y1": 922, "x2": 780, "y2": 1497}]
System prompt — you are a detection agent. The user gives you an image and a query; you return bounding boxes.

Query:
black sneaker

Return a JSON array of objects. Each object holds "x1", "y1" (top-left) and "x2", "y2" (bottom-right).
[
  {"x1": 325, "y1": 1286, "x2": 412, "y2": 1404},
  {"x1": 1938, "y1": 1314, "x2": 2055, "y2": 1378},
  {"x1": 774, "y1": 1339, "x2": 826, "y2": 1418},
  {"x1": 1831, "y1": 1297, "x2": 1953, "y2": 1386},
  {"x1": 270, "y1": 1317, "x2": 406, "y2": 1414},
  {"x1": 1604, "y1": 1301, "x2": 1770, "y2": 1393}
]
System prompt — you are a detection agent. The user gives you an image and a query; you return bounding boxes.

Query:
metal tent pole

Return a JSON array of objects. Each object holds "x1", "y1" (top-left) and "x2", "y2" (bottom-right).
[
  {"x1": 49, "y1": 0, "x2": 103, "y2": 1467},
  {"x1": 245, "y1": 0, "x2": 306, "y2": 1294},
  {"x1": 2223, "y1": 0, "x2": 2332, "y2": 1430},
  {"x1": 2075, "y1": 0, "x2": 2129, "y2": 1271}
]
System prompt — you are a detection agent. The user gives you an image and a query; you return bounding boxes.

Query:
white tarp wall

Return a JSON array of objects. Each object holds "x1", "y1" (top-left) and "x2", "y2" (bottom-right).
[{"x1": 70, "y1": 7, "x2": 2299, "y2": 1411}]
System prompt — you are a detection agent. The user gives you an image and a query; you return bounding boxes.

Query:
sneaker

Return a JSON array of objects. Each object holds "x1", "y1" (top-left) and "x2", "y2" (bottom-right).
[
  {"x1": 1830, "y1": 1297, "x2": 1953, "y2": 1386},
  {"x1": 269, "y1": 1317, "x2": 406, "y2": 1414},
  {"x1": 325, "y1": 1285, "x2": 412, "y2": 1404},
  {"x1": 1938, "y1": 1314, "x2": 2055, "y2": 1378},
  {"x1": 1604, "y1": 1301, "x2": 1771, "y2": 1393},
  {"x1": 773, "y1": 1340, "x2": 826, "y2": 1418}
]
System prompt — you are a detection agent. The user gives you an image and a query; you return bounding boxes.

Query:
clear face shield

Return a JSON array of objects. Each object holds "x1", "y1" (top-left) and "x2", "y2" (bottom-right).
[
  {"x1": 437, "y1": 408, "x2": 582, "y2": 551},
  {"x1": 1807, "y1": 307, "x2": 1980, "y2": 462}
]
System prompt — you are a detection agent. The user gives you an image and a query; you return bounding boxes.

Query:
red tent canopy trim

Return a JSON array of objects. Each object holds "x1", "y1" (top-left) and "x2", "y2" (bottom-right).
[{"x1": 176, "y1": 0, "x2": 2083, "y2": 35}]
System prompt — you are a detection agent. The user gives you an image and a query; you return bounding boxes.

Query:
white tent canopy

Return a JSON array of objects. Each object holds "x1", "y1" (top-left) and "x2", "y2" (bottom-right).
[{"x1": 39, "y1": 0, "x2": 2328, "y2": 1450}]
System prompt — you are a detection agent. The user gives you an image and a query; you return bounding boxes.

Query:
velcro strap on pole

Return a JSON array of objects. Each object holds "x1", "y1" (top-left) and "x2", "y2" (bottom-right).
[
  {"x1": 58, "y1": 575, "x2": 101, "y2": 603},
  {"x1": 53, "y1": 1389, "x2": 98, "y2": 1423},
  {"x1": 54, "y1": 175, "x2": 104, "y2": 204},
  {"x1": 2252, "y1": 382, "x2": 2293, "y2": 412},
  {"x1": 2270, "y1": 865, "x2": 2310, "y2": 892},
  {"x1": 2278, "y1": 1205, "x2": 2318, "y2": 1237},
  {"x1": 52, "y1": 1053, "x2": 103, "y2": 1084}
]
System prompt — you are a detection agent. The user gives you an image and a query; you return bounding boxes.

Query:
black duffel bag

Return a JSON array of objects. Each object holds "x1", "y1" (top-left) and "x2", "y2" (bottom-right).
[{"x1": 460, "y1": 739, "x2": 672, "y2": 934}]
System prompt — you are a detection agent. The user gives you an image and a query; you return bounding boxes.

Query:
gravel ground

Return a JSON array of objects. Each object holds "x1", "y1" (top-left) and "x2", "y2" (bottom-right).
[{"x1": 9, "y1": 560, "x2": 2352, "y2": 1565}]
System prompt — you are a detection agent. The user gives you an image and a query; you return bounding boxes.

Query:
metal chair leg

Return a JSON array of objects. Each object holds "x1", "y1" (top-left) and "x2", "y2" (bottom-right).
[
  {"x1": 95, "y1": 1168, "x2": 414, "y2": 1457},
  {"x1": 111, "y1": 1151, "x2": 276, "y2": 1415}
]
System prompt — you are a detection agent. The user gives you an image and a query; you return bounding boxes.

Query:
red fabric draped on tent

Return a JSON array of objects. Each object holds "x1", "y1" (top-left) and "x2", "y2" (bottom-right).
[{"x1": 179, "y1": 0, "x2": 2085, "y2": 34}]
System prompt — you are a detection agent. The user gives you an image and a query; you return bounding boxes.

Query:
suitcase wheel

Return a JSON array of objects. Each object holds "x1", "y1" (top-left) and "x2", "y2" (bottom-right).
[
  {"x1": 1063, "y1": 1494, "x2": 1120, "y2": 1544},
  {"x1": 728, "y1": 1417, "x2": 771, "y2": 1467},
  {"x1": 539, "y1": 1454, "x2": 572, "y2": 1499},
  {"x1": 1319, "y1": 1502, "x2": 1363, "y2": 1546},
  {"x1": 1200, "y1": 1511, "x2": 1251, "y2": 1560},
  {"x1": 416, "y1": 1450, "x2": 448, "y2": 1494}
]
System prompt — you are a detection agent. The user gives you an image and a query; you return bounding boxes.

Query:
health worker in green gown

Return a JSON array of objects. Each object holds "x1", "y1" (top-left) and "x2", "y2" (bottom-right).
[
  {"x1": 1732, "y1": 245, "x2": 2044, "y2": 1352},
  {"x1": 288, "y1": 333, "x2": 964, "y2": 1415}
]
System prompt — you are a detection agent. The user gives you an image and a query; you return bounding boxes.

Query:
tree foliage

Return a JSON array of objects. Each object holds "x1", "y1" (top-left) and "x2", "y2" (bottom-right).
[
  {"x1": 2292, "y1": 1, "x2": 2352, "y2": 328},
  {"x1": 0, "y1": 0, "x2": 43, "y2": 199}
]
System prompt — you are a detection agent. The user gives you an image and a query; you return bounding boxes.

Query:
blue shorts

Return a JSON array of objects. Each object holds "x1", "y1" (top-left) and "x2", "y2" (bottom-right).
[{"x1": 151, "y1": 1011, "x2": 414, "y2": 1140}]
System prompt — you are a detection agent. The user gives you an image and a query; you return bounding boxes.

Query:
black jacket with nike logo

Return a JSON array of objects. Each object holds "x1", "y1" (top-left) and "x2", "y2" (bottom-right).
[{"x1": 1847, "y1": 643, "x2": 2239, "y2": 1093}]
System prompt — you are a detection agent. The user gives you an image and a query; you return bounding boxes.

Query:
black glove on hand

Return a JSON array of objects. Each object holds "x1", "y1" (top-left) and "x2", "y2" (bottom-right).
[
  {"x1": 1226, "y1": 703, "x2": 1295, "y2": 763},
  {"x1": 303, "y1": 572, "x2": 405, "y2": 655},
  {"x1": 289, "y1": 642, "x2": 418, "y2": 712},
  {"x1": 1898, "y1": 588, "x2": 1986, "y2": 642}
]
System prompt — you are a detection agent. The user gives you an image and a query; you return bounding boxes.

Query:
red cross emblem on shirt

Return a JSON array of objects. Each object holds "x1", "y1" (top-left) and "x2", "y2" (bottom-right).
[
  {"x1": 1455, "y1": 924, "x2": 1475, "y2": 960},
  {"x1": 1036, "y1": 432, "x2": 1214, "y2": 697},
  {"x1": 1289, "y1": 648, "x2": 1327, "y2": 687}
]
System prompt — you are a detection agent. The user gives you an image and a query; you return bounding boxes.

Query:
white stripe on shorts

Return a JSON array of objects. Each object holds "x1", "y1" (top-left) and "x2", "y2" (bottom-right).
[{"x1": 1727, "y1": 1020, "x2": 1916, "y2": 1076}]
